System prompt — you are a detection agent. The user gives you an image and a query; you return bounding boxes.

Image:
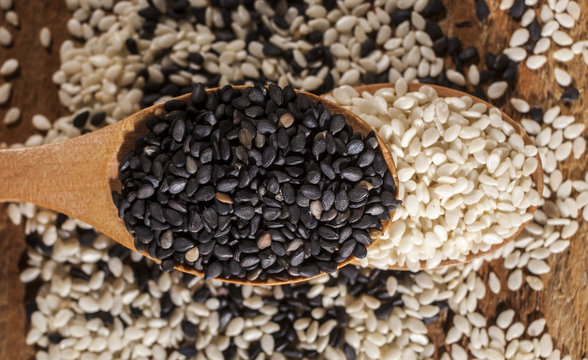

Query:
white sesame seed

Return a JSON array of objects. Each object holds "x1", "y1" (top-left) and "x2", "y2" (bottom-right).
[
  {"x1": 468, "y1": 65, "x2": 480, "y2": 86},
  {"x1": 541, "y1": 4, "x2": 554, "y2": 21},
  {"x1": 521, "y1": 9, "x2": 536, "y2": 27},
  {"x1": 487, "y1": 81, "x2": 508, "y2": 99},
  {"x1": 3, "y1": 106, "x2": 20, "y2": 125},
  {"x1": 507, "y1": 269, "x2": 523, "y2": 290},
  {"x1": 566, "y1": 1, "x2": 580, "y2": 20},
  {"x1": 506, "y1": 322, "x2": 525, "y2": 341},
  {"x1": 526, "y1": 55, "x2": 547, "y2": 69},
  {"x1": 534, "y1": 38, "x2": 551, "y2": 54},
  {"x1": 446, "y1": 69, "x2": 466, "y2": 86},
  {"x1": 39, "y1": 27, "x2": 52, "y2": 49},
  {"x1": 497, "y1": 310, "x2": 515, "y2": 329},
  {"x1": 554, "y1": 12, "x2": 574, "y2": 28},
  {"x1": 553, "y1": 48, "x2": 574, "y2": 62},
  {"x1": 553, "y1": 115, "x2": 575, "y2": 129},
  {"x1": 573, "y1": 137, "x2": 586, "y2": 159},
  {"x1": 500, "y1": 0, "x2": 515, "y2": 10},
  {"x1": 32, "y1": 114, "x2": 52, "y2": 131},
  {"x1": 510, "y1": 98, "x2": 530, "y2": 113},
  {"x1": 552, "y1": 31, "x2": 573, "y2": 46},
  {"x1": 0, "y1": 82, "x2": 11, "y2": 104},
  {"x1": 528, "y1": 259, "x2": 550, "y2": 274},
  {"x1": 510, "y1": 29, "x2": 530, "y2": 47},
  {"x1": 503, "y1": 47, "x2": 527, "y2": 62},
  {"x1": 5, "y1": 10, "x2": 18, "y2": 27},
  {"x1": 0, "y1": 58, "x2": 19, "y2": 76},
  {"x1": 572, "y1": 40, "x2": 588, "y2": 54},
  {"x1": 526, "y1": 275, "x2": 545, "y2": 291},
  {"x1": 540, "y1": 334, "x2": 554, "y2": 357},
  {"x1": 488, "y1": 272, "x2": 501, "y2": 294},
  {"x1": 554, "y1": 68, "x2": 571, "y2": 86},
  {"x1": 0, "y1": 26, "x2": 12, "y2": 47},
  {"x1": 563, "y1": 123, "x2": 584, "y2": 139},
  {"x1": 541, "y1": 20, "x2": 559, "y2": 37}
]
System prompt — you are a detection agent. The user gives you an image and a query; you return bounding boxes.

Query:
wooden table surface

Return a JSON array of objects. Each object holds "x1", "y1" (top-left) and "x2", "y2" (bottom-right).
[{"x1": 0, "y1": 1, "x2": 586, "y2": 359}]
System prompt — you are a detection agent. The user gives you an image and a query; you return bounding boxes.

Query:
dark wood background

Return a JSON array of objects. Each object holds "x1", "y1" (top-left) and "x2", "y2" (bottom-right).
[{"x1": 1, "y1": 1, "x2": 586, "y2": 358}]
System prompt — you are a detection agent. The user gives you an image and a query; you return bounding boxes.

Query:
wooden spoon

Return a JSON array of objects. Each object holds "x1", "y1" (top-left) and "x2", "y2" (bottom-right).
[
  {"x1": 0, "y1": 85, "x2": 398, "y2": 285},
  {"x1": 325, "y1": 83, "x2": 544, "y2": 270}
]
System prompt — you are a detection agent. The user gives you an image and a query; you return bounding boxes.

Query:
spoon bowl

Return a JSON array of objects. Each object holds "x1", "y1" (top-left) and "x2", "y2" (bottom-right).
[
  {"x1": 325, "y1": 83, "x2": 544, "y2": 270},
  {"x1": 0, "y1": 85, "x2": 398, "y2": 285}
]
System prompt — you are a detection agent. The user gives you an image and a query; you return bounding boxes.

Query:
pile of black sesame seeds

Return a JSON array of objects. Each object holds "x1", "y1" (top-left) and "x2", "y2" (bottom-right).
[{"x1": 114, "y1": 83, "x2": 399, "y2": 282}]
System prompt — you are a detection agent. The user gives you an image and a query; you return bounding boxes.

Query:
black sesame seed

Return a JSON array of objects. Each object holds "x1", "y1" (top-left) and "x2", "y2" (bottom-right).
[
  {"x1": 561, "y1": 87, "x2": 579, "y2": 101},
  {"x1": 475, "y1": 0, "x2": 489, "y2": 20},
  {"x1": 72, "y1": 111, "x2": 90, "y2": 128}
]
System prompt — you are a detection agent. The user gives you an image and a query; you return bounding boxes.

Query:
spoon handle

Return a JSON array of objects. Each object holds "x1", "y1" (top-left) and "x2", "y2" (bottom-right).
[{"x1": 0, "y1": 131, "x2": 117, "y2": 223}]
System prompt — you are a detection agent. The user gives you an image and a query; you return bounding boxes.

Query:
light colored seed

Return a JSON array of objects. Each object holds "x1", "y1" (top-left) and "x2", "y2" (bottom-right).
[
  {"x1": 506, "y1": 322, "x2": 525, "y2": 340},
  {"x1": 540, "y1": 4, "x2": 554, "y2": 21},
  {"x1": 184, "y1": 247, "x2": 199, "y2": 262},
  {"x1": 510, "y1": 29, "x2": 530, "y2": 47},
  {"x1": 32, "y1": 114, "x2": 51, "y2": 131},
  {"x1": 20, "y1": 267, "x2": 40, "y2": 283},
  {"x1": 0, "y1": 26, "x2": 12, "y2": 47},
  {"x1": 573, "y1": 137, "x2": 586, "y2": 159},
  {"x1": 526, "y1": 275, "x2": 545, "y2": 290},
  {"x1": 487, "y1": 81, "x2": 508, "y2": 99},
  {"x1": 446, "y1": 69, "x2": 466, "y2": 86},
  {"x1": 1, "y1": 58, "x2": 18, "y2": 76},
  {"x1": 563, "y1": 123, "x2": 584, "y2": 139},
  {"x1": 544, "y1": 106, "x2": 561, "y2": 124},
  {"x1": 39, "y1": 27, "x2": 52, "y2": 48},
  {"x1": 497, "y1": 309, "x2": 515, "y2": 329},
  {"x1": 451, "y1": 344, "x2": 468, "y2": 360},
  {"x1": 527, "y1": 318, "x2": 545, "y2": 337},
  {"x1": 521, "y1": 9, "x2": 536, "y2": 27},
  {"x1": 554, "y1": 12, "x2": 574, "y2": 28},
  {"x1": 503, "y1": 47, "x2": 527, "y2": 62},
  {"x1": 540, "y1": 333, "x2": 554, "y2": 357},
  {"x1": 554, "y1": 68, "x2": 571, "y2": 86},
  {"x1": 553, "y1": 115, "x2": 575, "y2": 129},
  {"x1": 555, "y1": 141, "x2": 572, "y2": 160},
  {"x1": 553, "y1": 48, "x2": 573, "y2": 62},
  {"x1": 0, "y1": 82, "x2": 11, "y2": 104},
  {"x1": 5, "y1": 10, "x2": 18, "y2": 27},
  {"x1": 79, "y1": 296, "x2": 100, "y2": 313},
  {"x1": 528, "y1": 259, "x2": 550, "y2": 274},
  {"x1": 541, "y1": 20, "x2": 559, "y2": 37},
  {"x1": 507, "y1": 269, "x2": 523, "y2": 290},
  {"x1": 552, "y1": 31, "x2": 573, "y2": 46},
  {"x1": 566, "y1": 1, "x2": 580, "y2": 20},
  {"x1": 468, "y1": 65, "x2": 480, "y2": 86},
  {"x1": 500, "y1": 0, "x2": 514, "y2": 10},
  {"x1": 526, "y1": 55, "x2": 547, "y2": 69},
  {"x1": 510, "y1": 98, "x2": 530, "y2": 113},
  {"x1": 534, "y1": 38, "x2": 551, "y2": 54},
  {"x1": 3, "y1": 106, "x2": 20, "y2": 125},
  {"x1": 488, "y1": 272, "x2": 501, "y2": 294}
]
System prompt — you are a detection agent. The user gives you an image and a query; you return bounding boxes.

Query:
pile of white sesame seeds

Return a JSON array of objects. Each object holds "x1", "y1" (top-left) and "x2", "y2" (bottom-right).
[{"x1": 327, "y1": 81, "x2": 542, "y2": 270}]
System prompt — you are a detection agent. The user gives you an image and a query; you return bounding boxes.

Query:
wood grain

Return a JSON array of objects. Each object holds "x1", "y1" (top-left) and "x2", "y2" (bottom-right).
[{"x1": 0, "y1": 0, "x2": 586, "y2": 359}]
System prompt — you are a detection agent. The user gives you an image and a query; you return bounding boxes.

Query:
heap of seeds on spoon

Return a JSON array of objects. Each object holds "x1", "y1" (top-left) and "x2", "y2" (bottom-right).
[
  {"x1": 327, "y1": 81, "x2": 541, "y2": 271},
  {"x1": 114, "y1": 83, "x2": 399, "y2": 282},
  {"x1": 3, "y1": 0, "x2": 587, "y2": 358}
]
